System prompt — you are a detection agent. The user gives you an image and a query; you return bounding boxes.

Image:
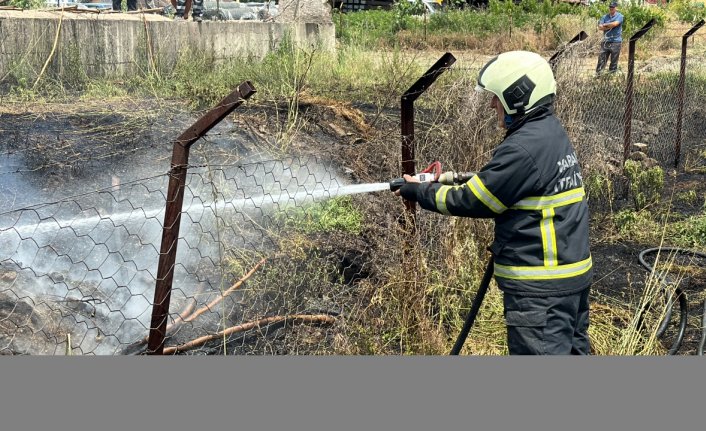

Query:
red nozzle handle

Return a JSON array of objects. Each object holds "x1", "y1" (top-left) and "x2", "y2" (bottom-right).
[{"x1": 420, "y1": 161, "x2": 442, "y2": 181}]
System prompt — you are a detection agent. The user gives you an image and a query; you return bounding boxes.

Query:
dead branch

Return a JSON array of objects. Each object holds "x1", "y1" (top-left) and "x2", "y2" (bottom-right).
[
  {"x1": 69, "y1": 9, "x2": 101, "y2": 14},
  {"x1": 181, "y1": 257, "x2": 266, "y2": 323},
  {"x1": 127, "y1": 8, "x2": 164, "y2": 14},
  {"x1": 142, "y1": 13, "x2": 157, "y2": 76},
  {"x1": 44, "y1": 5, "x2": 78, "y2": 11},
  {"x1": 162, "y1": 314, "x2": 336, "y2": 355},
  {"x1": 127, "y1": 258, "x2": 265, "y2": 352},
  {"x1": 33, "y1": 11, "x2": 64, "y2": 90}
]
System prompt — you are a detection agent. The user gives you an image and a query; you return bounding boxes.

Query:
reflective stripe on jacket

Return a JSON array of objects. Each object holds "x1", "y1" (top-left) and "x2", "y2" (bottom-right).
[{"x1": 400, "y1": 106, "x2": 592, "y2": 297}]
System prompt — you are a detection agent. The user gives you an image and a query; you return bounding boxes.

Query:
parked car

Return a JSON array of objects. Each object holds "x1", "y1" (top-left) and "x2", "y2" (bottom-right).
[{"x1": 201, "y1": 0, "x2": 278, "y2": 21}]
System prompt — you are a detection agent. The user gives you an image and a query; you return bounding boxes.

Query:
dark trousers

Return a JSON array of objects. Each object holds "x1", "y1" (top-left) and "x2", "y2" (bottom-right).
[
  {"x1": 503, "y1": 288, "x2": 591, "y2": 355},
  {"x1": 596, "y1": 41, "x2": 622, "y2": 73},
  {"x1": 176, "y1": 0, "x2": 204, "y2": 17},
  {"x1": 112, "y1": 0, "x2": 137, "y2": 11}
]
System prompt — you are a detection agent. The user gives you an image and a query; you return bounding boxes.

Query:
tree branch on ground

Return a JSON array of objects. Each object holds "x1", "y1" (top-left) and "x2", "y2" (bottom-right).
[{"x1": 162, "y1": 314, "x2": 336, "y2": 355}]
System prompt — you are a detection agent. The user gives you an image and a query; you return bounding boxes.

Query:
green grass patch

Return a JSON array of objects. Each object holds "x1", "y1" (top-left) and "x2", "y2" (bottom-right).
[
  {"x1": 670, "y1": 214, "x2": 706, "y2": 248},
  {"x1": 278, "y1": 196, "x2": 363, "y2": 235}
]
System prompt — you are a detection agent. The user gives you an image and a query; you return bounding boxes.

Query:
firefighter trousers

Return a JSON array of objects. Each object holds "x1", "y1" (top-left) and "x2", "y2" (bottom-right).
[{"x1": 503, "y1": 288, "x2": 591, "y2": 355}]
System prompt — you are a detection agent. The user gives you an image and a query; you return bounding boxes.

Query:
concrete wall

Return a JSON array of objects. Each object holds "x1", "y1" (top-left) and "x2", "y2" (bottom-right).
[{"x1": 0, "y1": 11, "x2": 335, "y2": 80}]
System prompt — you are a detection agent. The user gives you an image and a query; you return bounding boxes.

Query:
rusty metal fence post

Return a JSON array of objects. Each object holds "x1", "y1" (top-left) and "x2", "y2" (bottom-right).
[
  {"x1": 147, "y1": 81, "x2": 256, "y2": 355},
  {"x1": 400, "y1": 53, "x2": 456, "y2": 219},
  {"x1": 548, "y1": 31, "x2": 588, "y2": 71},
  {"x1": 675, "y1": 19, "x2": 705, "y2": 169},
  {"x1": 622, "y1": 19, "x2": 655, "y2": 166}
]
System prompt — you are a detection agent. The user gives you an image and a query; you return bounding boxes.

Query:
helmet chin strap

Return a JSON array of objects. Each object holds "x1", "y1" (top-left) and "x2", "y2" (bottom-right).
[{"x1": 504, "y1": 113, "x2": 514, "y2": 128}]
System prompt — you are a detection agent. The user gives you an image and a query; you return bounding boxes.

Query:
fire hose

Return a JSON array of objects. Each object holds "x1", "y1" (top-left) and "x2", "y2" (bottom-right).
[
  {"x1": 450, "y1": 256, "x2": 494, "y2": 355},
  {"x1": 637, "y1": 247, "x2": 706, "y2": 355}
]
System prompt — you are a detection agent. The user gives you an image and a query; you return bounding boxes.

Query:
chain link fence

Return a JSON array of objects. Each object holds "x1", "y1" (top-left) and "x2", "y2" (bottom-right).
[{"x1": 546, "y1": 26, "x2": 706, "y2": 208}]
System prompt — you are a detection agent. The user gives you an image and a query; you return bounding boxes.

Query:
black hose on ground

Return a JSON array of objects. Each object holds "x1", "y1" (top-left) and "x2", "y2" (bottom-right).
[
  {"x1": 450, "y1": 256, "x2": 494, "y2": 355},
  {"x1": 638, "y1": 247, "x2": 706, "y2": 355}
]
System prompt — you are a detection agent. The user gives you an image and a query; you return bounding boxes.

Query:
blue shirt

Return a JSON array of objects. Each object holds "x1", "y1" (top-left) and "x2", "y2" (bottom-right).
[{"x1": 600, "y1": 12, "x2": 624, "y2": 42}]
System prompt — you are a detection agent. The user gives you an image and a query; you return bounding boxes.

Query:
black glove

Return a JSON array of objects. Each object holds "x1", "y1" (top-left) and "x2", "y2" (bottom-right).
[{"x1": 399, "y1": 182, "x2": 420, "y2": 202}]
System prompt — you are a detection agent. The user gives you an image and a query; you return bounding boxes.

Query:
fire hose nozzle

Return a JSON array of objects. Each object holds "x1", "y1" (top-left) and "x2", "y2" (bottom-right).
[
  {"x1": 389, "y1": 172, "x2": 438, "y2": 192},
  {"x1": 390, "y1": 171, "x2": 476, "y2": 192}
]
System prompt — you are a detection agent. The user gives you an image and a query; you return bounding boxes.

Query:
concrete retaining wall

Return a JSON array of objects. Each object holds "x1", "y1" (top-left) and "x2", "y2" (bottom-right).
[{"x1": 0, "y1": 11, "x2": 335, "y2": 80}]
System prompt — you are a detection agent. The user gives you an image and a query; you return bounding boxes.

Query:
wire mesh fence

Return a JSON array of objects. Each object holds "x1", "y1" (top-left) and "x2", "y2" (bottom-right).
[
  {"x1": 547, "y1": 26, "x2": 706, "y2": 205},
  {"x1": 0, "y1": 153, "x2": 370, "y2": 355}
]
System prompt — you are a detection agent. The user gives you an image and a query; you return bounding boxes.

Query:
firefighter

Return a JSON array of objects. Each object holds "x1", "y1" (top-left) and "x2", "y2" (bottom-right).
[{"x1": 396, "y1": 51, "x2": 592, "y2": 355}]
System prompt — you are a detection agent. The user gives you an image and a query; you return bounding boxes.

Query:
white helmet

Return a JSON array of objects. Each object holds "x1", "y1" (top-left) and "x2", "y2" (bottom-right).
[{"x1": 476, "y1": 51, "x2": 556, "y2": 115}]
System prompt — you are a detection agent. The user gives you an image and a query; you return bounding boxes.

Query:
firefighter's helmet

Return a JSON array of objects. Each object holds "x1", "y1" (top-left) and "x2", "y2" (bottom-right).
[{"x1": 476, "y1": 51, "x2": 556, "y2": 115}]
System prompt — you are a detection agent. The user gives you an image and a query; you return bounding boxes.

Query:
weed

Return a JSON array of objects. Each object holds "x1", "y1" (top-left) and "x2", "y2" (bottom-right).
[
  {"x1": 671, "y1": 214, "x2": 706, "y2": 248},
  {"x1": 676, "y1": 190, "x2": 699, "y2": 207},
  {"x1": 7, "y1": 0, "x2": 44, "y2": 8},
  {"x1": 669, "y1": 0, "x2": 706, "y2": 24},
  {"x1": 585, "y1": 172, "x2": 615, "y2": 209},
  {"x1": 624, "y1": 160, "x2": 664, "y2": 210},
  {"x1": 613, "y1": 209, "x2": 662, "y2": 243}
]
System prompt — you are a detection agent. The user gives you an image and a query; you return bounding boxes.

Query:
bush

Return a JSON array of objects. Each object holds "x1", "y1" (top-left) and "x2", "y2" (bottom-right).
[
  {"x1": 624, "y1": 160, "x2": 664, "y2": 210},
  {"x1": 334, "y1": 10, "x2": 403, "y2": 48},
  {"x1": 613, "y1": 209, "x2": 661, "y2": 242},
  {"x1": 672, "y1": 214, "x2": 706, "y2": 248}
]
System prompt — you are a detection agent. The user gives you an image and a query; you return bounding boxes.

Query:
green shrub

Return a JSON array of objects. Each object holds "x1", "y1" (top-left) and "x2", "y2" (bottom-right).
[
  {"x1": 584, "y1": 172, "x2": 614, "y2": 205},
  {"x1": 336, "y1": 0, "x2": 599, "y2": 49},
  {"x1": 671, "y1": 214, "x2": 706, "y2": 248},
  {"x1": 624, "y1": 160, "x2": 664, "y2": 210},
  {"x1": 427, "y1": 9, "x2": 508, "y2": 35},
  {"x1": 613, "y1": 209, "x2": 661, "y2": 242},
  {"x1": 334, "y1": 10, "x2": 403, "y2": 47}
]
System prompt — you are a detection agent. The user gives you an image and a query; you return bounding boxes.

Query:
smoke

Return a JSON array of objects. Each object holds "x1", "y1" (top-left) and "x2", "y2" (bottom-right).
[{"x1": 0, "y1": 153, "x2": 359, "y2": 354}]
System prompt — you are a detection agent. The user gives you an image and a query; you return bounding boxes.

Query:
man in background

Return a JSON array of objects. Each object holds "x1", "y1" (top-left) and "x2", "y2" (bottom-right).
[
  {"x1": 175, "y1": 0, "x2": 204, "y2": 22},
  {"x1": 595, "y1": 2, "x2": 625, "y2": 77}
]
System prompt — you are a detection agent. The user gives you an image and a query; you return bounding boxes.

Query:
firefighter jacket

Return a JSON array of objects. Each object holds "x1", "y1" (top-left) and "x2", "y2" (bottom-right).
[{"x1": 400, "y1": 105, "x2": 592, "y2": 297}]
